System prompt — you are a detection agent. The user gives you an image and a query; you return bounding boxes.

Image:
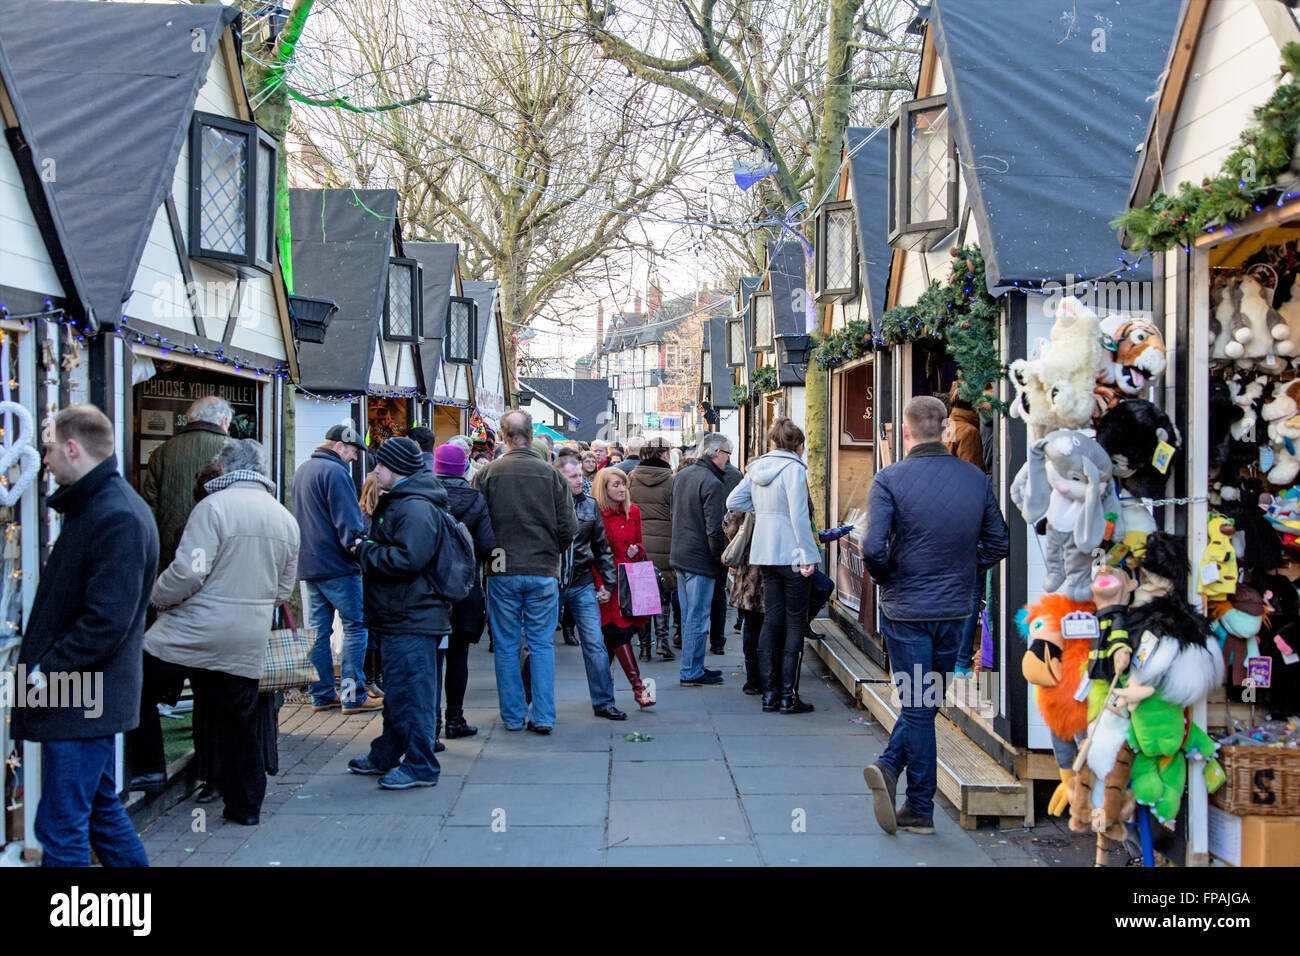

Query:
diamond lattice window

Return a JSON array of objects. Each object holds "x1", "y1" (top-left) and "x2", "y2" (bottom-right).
[{"x1": 189, "y1": 112, "x2": 276, "y2": 274}]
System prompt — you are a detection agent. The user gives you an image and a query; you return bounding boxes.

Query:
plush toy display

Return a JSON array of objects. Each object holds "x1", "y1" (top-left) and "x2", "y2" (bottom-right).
[
  {"x1": 1105, "y1": 534, "x2": 1227, "y2": 825},
  {"x1": 1219, "y1": 477, "x2": 1283, "y2": 572},
  {"x1": 1094, "y1": 315, "x2": 1168, "y2": 415},
  {"x1": 1010, "y1": 297, "x2": 1106, "y2": 436},
  {"x1": 1210, "y1": 585, "x2": 1269, "y2": 689},
  {"x1": 1253, "y1": 572, "x2": 1300, "y2": 715},
  {"x1": 1196, "y1": 513, "x2": 1238, "y2": 600},
  {"x1": 1261, "y1": 378, "x2": 1300, "y2": 485},
  {"x1": 1017, "y1": 593, "x2": 1094, "y2": 815},
  {"x1": 1012, "y1": 430, "x2": 1125, "y2": 601},
  {"x1": 1227, "y1": 375, "x2": 1265, "y2": 443},
  {"x1": 1215, "y1": 275, "x2": 1289, "y2": 364},
  {"x1": 1095, "y1": 400, "x2": 1179, "y2": 554}
]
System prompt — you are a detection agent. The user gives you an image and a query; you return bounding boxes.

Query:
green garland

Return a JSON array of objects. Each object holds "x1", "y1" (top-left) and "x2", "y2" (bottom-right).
[
  {"x1": 878, "y1": 245, "x2": 1005, "y2": 410},
  {"x1": 1113, "y1": 42, "x2": 1300, "y2": 252},
  {"x1": 811, "y1": 317, "x2": 872, "y2": 370},
  {"x1": 730, "y1": 364, "x2": 780, "y2": 405},
  {"x1": 730, "y1": 383, "x2": 750, "y2": 406}
]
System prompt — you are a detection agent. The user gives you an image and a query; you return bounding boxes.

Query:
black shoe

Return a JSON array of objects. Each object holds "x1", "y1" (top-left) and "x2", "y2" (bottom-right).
[
  {"x1": 445, "y1": 716, "x2": 478, "y2": 738},
  {"x1": 672, "y1": 634, "x2": 682, "y2": 648},
  {"x1": 709, "y1": 643, "x2": 725, "y2": 655},
  {"x1": 863, "y1": 763, "x2": 899, "y2": 834},
  {"x1": 895, "y1": 805, "x2": 935, "y2": 834},
  {"x1": 680, "y1": 672, "x2": 724, "y2": 686},
  {"x1": 761, "y1": 692, "x2": 781, "y2": 712},
  {"x1": 742, "y1": 682, "x2": 762, "y2": 696},
  {"x1": 435, "y1": 740, "x2": 446, "y2": 753},
  {"x1": 222, "y1": 809, "x2": 259, "y2": 827},
  {"x1": 129, "y1": 772, "x2": 166, "y2": 794},
  {"x1": 562, "y1": 627, "x2": 579, "y2": 646},
  {"x1": 594, "y1": 706, "x2": 628, "y2": 721},
  {"x1": 780, "y1": 697, "x2": 815, "y2": 714},
  {"x1": 703, "y1": 667, "x2": 722, "y2": 678},
  {"x1": 195, "y1": 781, "x2": 221, "y2": 804},
  {"x1": 525, "y1": 720, "x2": 552, "y2": 735}
]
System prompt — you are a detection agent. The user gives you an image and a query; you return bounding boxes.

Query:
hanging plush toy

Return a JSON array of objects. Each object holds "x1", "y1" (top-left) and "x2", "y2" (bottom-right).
[
  {"x1": 1093, "y1": 315, "x2": 1168, "y2": 416},
  {"x1": 1009, "y1": 297, "x2": 1106, "y2": 437},
  {"x1": 1274, "y1": 276, "x2": 1300, "y2": 360},
  {"x1": 1210, "y1": 585, "x2": 1269, "y2": 690},
  {"x1": 1196, "y1": 513, "x2": 1238, "y2": 600},
  {"x1": 1109, "y1": 534, "x2": 1227, "y2": 824},
  {"x1": 1218, "y1": 477, "x2": 1283, "y2": 572},
  {"x1": 1260, "y1": 378, "x2": 1300, "y2": 485},
  {"x1": 1012, "y1": 429, "x2": 1125, "y2": 601},
  {"x1": 1227, "y1": 374, "x2": 1265, "y2": 443},
  {"x1": 1018, "y1": 593, "x2": 1094, "y2": 816},
  {"x1": 1095, "y1": 400, "x2": 1179, "y2": 554},
  {"x1": 1219, "y1": 275, "x2": 1289, "y2": 366}
]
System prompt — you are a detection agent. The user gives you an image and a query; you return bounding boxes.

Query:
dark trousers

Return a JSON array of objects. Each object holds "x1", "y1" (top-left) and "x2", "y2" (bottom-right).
[
  {"x1": 37, "y1": 737, "x2": 149, "y2": 867},
  {"x1": 808, "y1": 570, "x2": 834, "y2": 622},
  {"x1": 709, "y1": 571, "x2": 728, "y2": 648},
  {"x1": 367, "y1": 633, "x2": 441, "y2": 781},
  {"x1": 442, "y1": 631, "x2": 474, "y2": 721},
  {"x1": 877, "y1": 616, "x2": 963, "y2": 819},
  {"x1": 740, "y1": 609, "x2": 764, "y2": 687},
  {"x1": 128, "y1": 653, "x2": 264, "y2": 817},
  {"x1": 190, "y1": 667, "x2": 265, "y2": 818},
  {"x1": 758, "y1": 566, "x2": 810, "y2": 697}
]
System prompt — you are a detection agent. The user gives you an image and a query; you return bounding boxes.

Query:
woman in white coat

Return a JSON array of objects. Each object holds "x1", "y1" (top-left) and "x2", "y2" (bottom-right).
[
  {"x1": 142, "y1": 439, "x2": 300, "y2": 825},
  {"x1": 726, "y1": 418, "x2": 820, "y2": 714}
]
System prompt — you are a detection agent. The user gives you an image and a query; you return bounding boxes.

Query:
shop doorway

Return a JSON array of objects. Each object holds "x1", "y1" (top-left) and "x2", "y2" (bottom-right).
[
  {"x1": 365, "y1": 397, "x2": 410, "y2": 447},
  {"x1": 132, "y1": 363, "x2": 262, "y2": 488},
  {"x1": 433, "y1": 404, "x2": 463, "y2": 445}
]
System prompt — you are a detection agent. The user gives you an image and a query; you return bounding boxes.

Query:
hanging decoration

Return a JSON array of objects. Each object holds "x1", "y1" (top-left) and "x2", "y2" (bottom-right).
[
  {"x1": 0, "y1": 333, "x2": 39, "y2": 508},
  {"x1": 733, "y1": 158, "x2": 776, "y2": 192},
  {"x1": 1113, "y1": 42, "x2": 1300, "y2": 252}
]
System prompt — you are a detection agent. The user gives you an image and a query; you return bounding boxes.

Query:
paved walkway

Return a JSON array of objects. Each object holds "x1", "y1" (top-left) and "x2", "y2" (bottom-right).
[{"x1": 139, "y1": 631, "x2": 999, "y2": 866}]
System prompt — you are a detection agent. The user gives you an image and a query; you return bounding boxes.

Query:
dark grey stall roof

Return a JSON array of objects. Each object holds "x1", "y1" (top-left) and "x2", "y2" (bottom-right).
[
  {"x1": 932, "y1": 0, "x2": 1177, "y2": 287},
  {"x1": 709, "y1": 311, "x2": 735, "y2": 408},
  {"x1": 463, "y1": 280, "x2": 498, "y2": 381},
  {"x1": 521, "y1": 377, "x2": 613, "y2": 444},
  {"x1": 0, "y1": 0, "x2": 239, "y2": 330},
  {"x1": 290, "y1": 188, "x2": 398, "y2": 393},
  {"x1": 766, "y1": 241, "x2": 807, "y2": 386},
  {"x1": 844, "y1": 127, "x2": 891, "y2": 320},
  {"x1": 405, "y1": 241, "x2": 459, "y2": 396}
]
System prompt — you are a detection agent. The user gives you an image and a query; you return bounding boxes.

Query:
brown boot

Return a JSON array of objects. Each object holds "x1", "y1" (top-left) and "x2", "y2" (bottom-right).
[
  {"x1": 613, "y1": 643, "x2": 655, "y2": 708},
  {"x1": 638, "y1": 633, "x2": 652, "y2": 662}
]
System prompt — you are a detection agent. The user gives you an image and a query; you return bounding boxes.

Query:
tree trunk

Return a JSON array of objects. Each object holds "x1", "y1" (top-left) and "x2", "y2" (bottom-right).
[{"x1": 804, "y1": 0, "x2": 860, "y2": 528}]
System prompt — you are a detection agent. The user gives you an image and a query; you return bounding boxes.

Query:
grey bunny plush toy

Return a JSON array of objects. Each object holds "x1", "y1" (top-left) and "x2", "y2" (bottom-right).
[{"x1": 1011, "y1": 429, "x2": 1125, "y2": 601}]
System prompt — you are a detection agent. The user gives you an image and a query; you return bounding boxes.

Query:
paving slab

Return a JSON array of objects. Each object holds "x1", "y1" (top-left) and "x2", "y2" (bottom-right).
[
  {"x1": 469, "y1": 751, "x2": 609, "y2": 785},
  {"x1": 610, "y1": 759, "x2": 737, "y2": 800},
  {"x1": 740, "y1": 793, "x2": 883, "y2": 835},
  {"x1": 426, "y1": 825, "x2": 607, "y2": 867},
  {"x1": 730, "y1": 764, "x2": 880, "y2": 795},
  {"x1": 446, "y1": 784, "x2": 609, "y2": 827},
  {"x1": 606, "y1": 798, "x2": 751, "y2": 846},
  {"x1": 223, "y1": 814, "x2": 441, "y2": 867},
  {"x1": 277, "y1": 773, "x2": 463, "y2": 815},
  {"x1": 719, "y1": 732, "x2": 882, "y2": 767},
  {"x1": 754, "y1": 831, "x2": 995, "y2": 867},
  {"x1": 607, "y1": 844, "x2": 762, "y2": 866},
  {"x1": 611, "y1": 730, "x2": 723, "y2": 762}
]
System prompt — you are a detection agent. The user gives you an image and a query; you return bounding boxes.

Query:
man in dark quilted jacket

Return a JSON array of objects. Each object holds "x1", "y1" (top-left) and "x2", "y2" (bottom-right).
[{"x1": 862, "y1": 396, "x2": 1008, "y2": 836}]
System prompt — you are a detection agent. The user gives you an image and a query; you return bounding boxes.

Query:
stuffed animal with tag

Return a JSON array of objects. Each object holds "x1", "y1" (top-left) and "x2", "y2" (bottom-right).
[
  {"x1": 1012, "y1": 429, "x2": 1125, "y2": 601},
  {"x1": 1227, "y1": 375, "x2": 1265, "y2": 443},
  {"x1": 1220, "y1": 275, "x2": 1289, "y2": 364},
  {"x1": 1093, "y1": 315, "x2": 1167, "y2": 415},
  {"x1": 1210, "y1": 585, "x2": 1269, "y2": 690},
  {"x1": 1009, "y1": 297, "x2": 1106, "y2": 437},
  {"x1": 1109, "y1": 534, "x2": 1226, "y2": 824},
  {"x1": 1261, "y1": 378, "x2": 1300, "y2": 484},
  {"x1": 1095, "y1": 400, "x2": 1179, "y2": 554}
]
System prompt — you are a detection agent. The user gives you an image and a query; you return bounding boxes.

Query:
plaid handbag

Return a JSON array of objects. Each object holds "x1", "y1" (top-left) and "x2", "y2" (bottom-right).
[{"x1": 261, "y1": 603, "x2": 317, "y2": 692}]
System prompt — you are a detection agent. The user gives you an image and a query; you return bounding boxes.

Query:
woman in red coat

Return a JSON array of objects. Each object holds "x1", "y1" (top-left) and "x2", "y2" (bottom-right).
[{"x1": 593, "y1": 468, "x2": 655, "y2": 708}]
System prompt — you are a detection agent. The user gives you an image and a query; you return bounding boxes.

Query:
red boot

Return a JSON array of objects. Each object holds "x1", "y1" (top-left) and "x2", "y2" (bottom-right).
[{"x1": 613, "y1": 643, "x2": 655, "y2": 708}]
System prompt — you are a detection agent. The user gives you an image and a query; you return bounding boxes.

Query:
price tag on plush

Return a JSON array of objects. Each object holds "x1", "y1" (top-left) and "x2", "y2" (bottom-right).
[
  {"x1": 1060, "y1": 611, "x2": 1100, "y2": 640},
  {"x1": 1151, "y1": 440, "x2": 1175, "y2": 474},
  {"x1": 1245, "y1": 657, "x2": 1272, "y2": 688}
]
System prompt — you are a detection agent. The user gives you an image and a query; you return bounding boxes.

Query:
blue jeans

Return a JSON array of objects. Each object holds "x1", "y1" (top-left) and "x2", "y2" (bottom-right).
[
  {"x1": 37, "y1": 736, "x2": 149, "y2": 867},
  {"x1": 305, "y1": 574, "x2": 369, "y2": 706},
  {"x1": 677, "y1": 571, "x2": 715, "y2": 681},
  {"x1": 488, "y1": 575, "x2": 559, "y2": 728},
  {"x1": 877, "y1": 615, "x2": 963, "y2": 819},
  {"x1": 367, "y1": 633, "x2": 441, "y2": 782},
  {"x1": 562, "y1": 582, "x2": 616, "y2": 711},
  {"x1": 956, "y1": 577, "x2": 983, "y2": 672}
]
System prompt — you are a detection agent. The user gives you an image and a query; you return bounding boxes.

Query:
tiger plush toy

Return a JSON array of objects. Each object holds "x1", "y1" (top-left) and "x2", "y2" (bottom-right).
[{"x1": 1093, "y1": 315, "x2": 1167, "y2": 418}]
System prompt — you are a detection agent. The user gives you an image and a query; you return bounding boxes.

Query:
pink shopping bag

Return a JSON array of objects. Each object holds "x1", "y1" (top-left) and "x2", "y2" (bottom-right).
[{"x1": 617, "y1": 560, "x2": 663, "y2": 617}]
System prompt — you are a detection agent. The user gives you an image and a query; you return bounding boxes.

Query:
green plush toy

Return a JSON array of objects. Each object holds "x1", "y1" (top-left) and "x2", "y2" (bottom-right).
[{"x1": 1114, "y1": 627, "x2": 1227, "y2": 823}]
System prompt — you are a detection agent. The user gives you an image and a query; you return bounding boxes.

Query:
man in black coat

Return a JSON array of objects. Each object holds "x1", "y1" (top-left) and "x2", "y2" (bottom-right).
[
  {"x1": 15, "y1": 405, "x2": 157, "y2": 866},
  {"x1": 347, "y1": 437, "x2": 450, "y2": 790},
  {"x1": 669, "y1": 431, "x2": 732, "y2": 686},
  {"x1": 862, "y1": 397, "x2": 1009, "y2": 836},
  {"x1": 710, "y1": 460, "x2": 744, "y2": 654}
]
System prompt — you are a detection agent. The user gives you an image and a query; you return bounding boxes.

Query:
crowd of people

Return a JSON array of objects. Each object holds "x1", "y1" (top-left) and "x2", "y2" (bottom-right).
[{"x1": 18, "y1": 389, "x2": 1009, "y2": 866}]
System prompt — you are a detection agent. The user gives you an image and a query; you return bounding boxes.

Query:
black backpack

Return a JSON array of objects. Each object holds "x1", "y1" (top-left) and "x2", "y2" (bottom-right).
[{"x1": 432, "y1": 509, "x2": 476, "y2": 602}]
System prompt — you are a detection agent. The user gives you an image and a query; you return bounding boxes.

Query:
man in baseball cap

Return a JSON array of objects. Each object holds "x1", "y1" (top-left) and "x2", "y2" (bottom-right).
[{"x1": 291, "y1": 423, "x2": 381, "y2": 715}]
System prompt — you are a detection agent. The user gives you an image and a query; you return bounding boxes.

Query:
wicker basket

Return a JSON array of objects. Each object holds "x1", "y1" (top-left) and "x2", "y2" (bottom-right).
[{"x1": 1212, "y1": 744, "x2": 1300, "y2": 816}]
